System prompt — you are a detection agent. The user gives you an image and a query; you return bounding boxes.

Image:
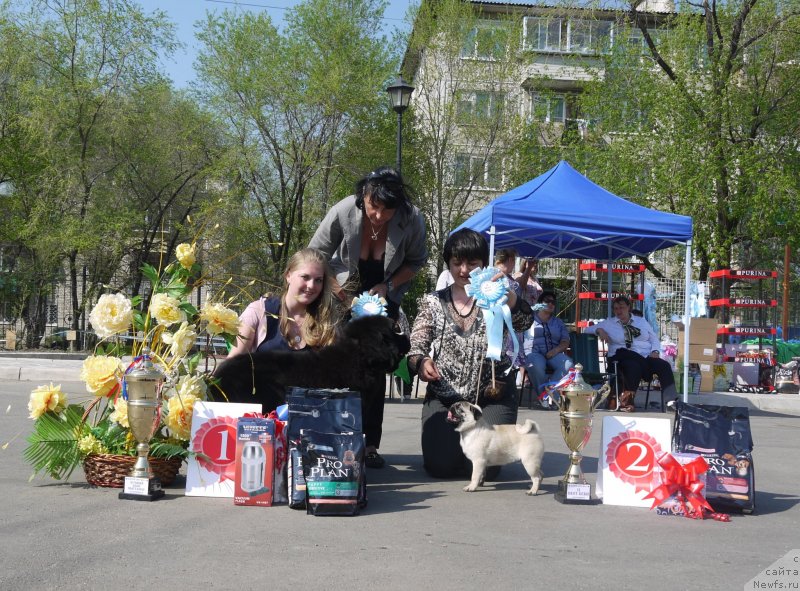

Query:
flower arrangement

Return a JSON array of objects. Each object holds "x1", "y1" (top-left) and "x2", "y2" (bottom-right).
[{"x1": 24, "y1": 243, "x2": 242, "y2": 483}]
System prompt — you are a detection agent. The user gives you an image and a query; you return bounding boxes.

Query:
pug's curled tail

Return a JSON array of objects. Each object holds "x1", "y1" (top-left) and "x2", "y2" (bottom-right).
[{"x1": 516, "y1": 419, "x2": 540, "y2": 434}]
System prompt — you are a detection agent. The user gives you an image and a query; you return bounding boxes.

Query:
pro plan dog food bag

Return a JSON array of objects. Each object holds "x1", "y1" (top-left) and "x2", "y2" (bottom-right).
[
  {"x1": 286, "y1": 388, "x2": 364, "y2": 510},
  {"x1": 300, "y1": 429, "x2": 365, "y2": 516},
  {"x1": 672, "y1": 401, "x2": 755, "y2": 513}
]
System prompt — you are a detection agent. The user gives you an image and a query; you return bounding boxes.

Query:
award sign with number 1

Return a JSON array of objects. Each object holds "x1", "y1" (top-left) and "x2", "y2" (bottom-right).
[
  {"x1": 596, "y1": 416, "x2": 671, "y2": 507},
  {"x1": 185, "y1": 401, "x2": 262, "y2": 498}
]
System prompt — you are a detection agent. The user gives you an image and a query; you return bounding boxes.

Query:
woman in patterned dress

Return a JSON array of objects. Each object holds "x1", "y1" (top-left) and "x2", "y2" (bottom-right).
[{"x1": 407, "y1": 229, "x2": 532, "y2": 478}]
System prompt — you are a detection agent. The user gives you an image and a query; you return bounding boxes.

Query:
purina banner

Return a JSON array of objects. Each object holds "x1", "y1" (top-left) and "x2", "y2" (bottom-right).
[{"x1": 596, "y1": 416, "x2": 671, "y2": 507}]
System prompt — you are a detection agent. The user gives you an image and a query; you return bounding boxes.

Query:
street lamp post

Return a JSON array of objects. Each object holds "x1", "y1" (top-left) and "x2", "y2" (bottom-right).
[{"x1": 386, "y1": 75, "x2": 414, "y2": 175}]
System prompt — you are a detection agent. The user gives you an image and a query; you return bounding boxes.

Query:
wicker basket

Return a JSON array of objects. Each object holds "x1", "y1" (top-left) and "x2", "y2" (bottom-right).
[{"x1": 83, "y1": 454, "x2": 183, "y2": 488}]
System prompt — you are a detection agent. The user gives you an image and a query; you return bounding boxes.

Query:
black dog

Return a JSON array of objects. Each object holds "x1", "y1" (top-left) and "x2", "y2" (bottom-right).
[{"x1": 211, "y1": 315, "x2": 410, "y2": 413}]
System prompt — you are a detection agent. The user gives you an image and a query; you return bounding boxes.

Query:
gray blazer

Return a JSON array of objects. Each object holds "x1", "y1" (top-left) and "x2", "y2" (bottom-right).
[{"x1": 308, "y1": 194, "x2": 428, "y2": 304}]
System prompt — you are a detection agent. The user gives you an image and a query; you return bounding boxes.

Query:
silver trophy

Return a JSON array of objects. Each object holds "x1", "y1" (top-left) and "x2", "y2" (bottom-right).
[
  {"x1": 554, "y1": 364, "x2": 609, "y2": 504},
  {"x1": 119, "y1": 350, "x2": 165, "y2": 501}
]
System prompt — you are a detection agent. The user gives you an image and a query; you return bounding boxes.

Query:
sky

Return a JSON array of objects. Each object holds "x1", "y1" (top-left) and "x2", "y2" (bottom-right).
[{"x1": 137, "y1": 0, "x2": 415, "y2": 88}]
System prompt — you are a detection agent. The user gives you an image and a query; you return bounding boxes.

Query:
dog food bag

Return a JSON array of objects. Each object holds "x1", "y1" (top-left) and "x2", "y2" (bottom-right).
[
  {"x1": 300, "y1": 429, "x2": 364, "y2": 516},
  {"x1": 287, "y1": 388, "x2": 363, "y2": 509},
  {"x1": 672, "y1": 401, "x2": 755, "y2": 513}
]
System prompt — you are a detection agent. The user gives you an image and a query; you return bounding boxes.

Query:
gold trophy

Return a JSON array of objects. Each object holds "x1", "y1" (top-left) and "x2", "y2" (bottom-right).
[
  {"x1": 119, "y1": 349, "x2": 165, "y2": 501},
  {"x1": 554, "y1": 364, "x2": 609, "y2": 504}
]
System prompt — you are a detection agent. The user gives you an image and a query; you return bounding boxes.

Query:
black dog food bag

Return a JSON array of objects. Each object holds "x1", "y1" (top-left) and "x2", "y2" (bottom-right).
[
  {"x1": 286, "y1": 388, "x2": 363, "y2": 509},
  {"x1": 301, "y1": 429, "x2": 365, "y2": 516},
  {"x1": 672, "y1": 401, "x2": 755, "y2": 513}
]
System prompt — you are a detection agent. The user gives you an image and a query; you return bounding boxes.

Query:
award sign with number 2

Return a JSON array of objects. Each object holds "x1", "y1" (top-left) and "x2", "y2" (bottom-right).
[{"x1": 596, "y1": 416, "x2": 672, "y2": 507}]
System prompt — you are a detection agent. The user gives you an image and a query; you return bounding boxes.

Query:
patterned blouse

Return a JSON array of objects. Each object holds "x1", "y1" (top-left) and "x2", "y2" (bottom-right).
[{"x1": 408, "y1": 287, "x2": 532, "y2": 404}]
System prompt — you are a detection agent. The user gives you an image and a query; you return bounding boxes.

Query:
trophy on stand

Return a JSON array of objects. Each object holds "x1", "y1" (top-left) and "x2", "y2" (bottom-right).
[
  {"x1": 119, "y1": 349, "x2": 165, "y2": 501},
  {"x1": 554, "y1": 364, "x2": 609, "y2": 504}
]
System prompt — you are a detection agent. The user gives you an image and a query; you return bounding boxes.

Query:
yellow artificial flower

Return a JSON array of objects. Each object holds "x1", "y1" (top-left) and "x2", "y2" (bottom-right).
[
  {"x1": 27, "y1": 383, "x2": 67, "y2": 419},
  {"x1": 109, "y1": 398, "x2": 129, "y2": 428},
  {"x1": 167, "y1": 393, "x2": 199, "y2": 441},
  {"x1": 149, "y1": 293, "x2": 187, "y2": 327},
  {"x1": 199, "y1": 302, "x2": 240, "y2": 336},
  {"x1": 80, "y1": 355, "x2": 122, "y2": 398},
  {"x1": 78, "y1": 434, "x2": 108, "y2": 456},
  {"x1": 175, "y1": 243, "x2": 196, "y2": 270},
  {"x1": 161, "y1": 321, "x2": 197, "y2": 358},
  {"x1": 176, "y1": 374, "x2": 208, "y2": 400},
  {"x1": 88, "y1": 293, "x2": 133, "y2": 339}
]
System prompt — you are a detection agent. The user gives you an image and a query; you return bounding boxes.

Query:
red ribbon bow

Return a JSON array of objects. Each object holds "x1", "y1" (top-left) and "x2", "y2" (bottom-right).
[{"x1": 644, "y1": 452, "x2": 729, "y2": 521}]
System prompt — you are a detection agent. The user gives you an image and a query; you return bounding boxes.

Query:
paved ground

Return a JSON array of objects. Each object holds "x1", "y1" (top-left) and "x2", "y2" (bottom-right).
[{"x1": 1, "y1": 358, "x2": 799, "y2": 590}]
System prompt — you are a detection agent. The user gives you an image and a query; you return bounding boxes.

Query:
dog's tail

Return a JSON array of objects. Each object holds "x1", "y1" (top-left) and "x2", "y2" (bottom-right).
[{"x1": 516, "y1": 419, "x2": 540, "y2": 434}]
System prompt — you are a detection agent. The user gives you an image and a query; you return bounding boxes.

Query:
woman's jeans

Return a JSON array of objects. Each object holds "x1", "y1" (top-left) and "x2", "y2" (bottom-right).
[{"x1": 524, "y1": 350, "x2": 573, "y2": 395}]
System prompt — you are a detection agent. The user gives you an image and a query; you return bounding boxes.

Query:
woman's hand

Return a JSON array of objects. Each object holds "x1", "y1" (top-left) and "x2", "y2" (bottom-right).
[
  {"x1": 369, "y1": 283, "x2": 389, "y2": 299},
  {"x1": 489, "y1": 270, "x2": 517, "y2": 308},
  {"x1": 418, "y1": 357, "x2": 441, "y2": 382},
  {"x1": 596, "y1": 328, "x2": 609, "y2": 343}
]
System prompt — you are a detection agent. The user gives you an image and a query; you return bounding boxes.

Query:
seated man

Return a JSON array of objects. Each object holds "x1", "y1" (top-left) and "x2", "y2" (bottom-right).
[
  {"x1": 523, "y1": 291, "x2": 573, "y2": 397},
  {"x1": 585, "y1": 295, "x2": 676, "y2": 412}
]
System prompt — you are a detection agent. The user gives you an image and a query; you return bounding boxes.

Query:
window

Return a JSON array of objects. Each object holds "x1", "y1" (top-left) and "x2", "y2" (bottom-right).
[
  {"x1": 568, "y1": 19, "x2": 612, "y2": 54},
  {"x1": 456, "y1": 91, "x2": 506, "y2": 122},
  {"x1": 525, "y1": 17, "x2": 563, "y2": 52},
  {"x1": 624, "y1": 27, "x2": 665, "y2": 56},
  {"x1": 453, "y1": 153, "x2": 504, "y2": 189},
  {"x1": 531, "y1": 93, "x2": 566, "y2": 123},
  {"x1": 525, "y1": 17, "x2": 613, "y2": 54},
  {"x1": 461, "y1": 24, "x2": 509, "y2": 60}
]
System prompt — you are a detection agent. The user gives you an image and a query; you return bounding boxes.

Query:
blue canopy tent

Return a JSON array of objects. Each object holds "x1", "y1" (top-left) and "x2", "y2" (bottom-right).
[
  {"x1": 454, "y1": 160, "x2": 692, "y2": 260},
  {"x1": 455, "y1": 160, "x2": 696, "y2": 400}
]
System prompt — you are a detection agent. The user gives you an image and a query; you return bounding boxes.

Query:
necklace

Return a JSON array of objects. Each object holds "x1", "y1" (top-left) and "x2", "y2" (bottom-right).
[
  {"x1": 451, "y1": 289, "x2": 476, "y2": 318},
  {"x1": 368, "y1": 219, "x2": 384, "y2": 241},
  {"x1": 291, "y1": 315, "x2": 306, "y2": 345}
]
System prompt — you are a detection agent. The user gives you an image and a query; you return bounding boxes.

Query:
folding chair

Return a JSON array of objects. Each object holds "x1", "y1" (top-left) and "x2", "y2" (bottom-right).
[
  {"x1": 570, "y1": 332, "x2": 618, "y2": 409},
  {"x1": 643, "y1": 375, "x2": 666, "y2": 412}
]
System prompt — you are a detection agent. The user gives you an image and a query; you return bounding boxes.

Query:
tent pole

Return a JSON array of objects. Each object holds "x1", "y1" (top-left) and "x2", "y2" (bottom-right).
[
  {"x1": 489, "y1": 225, "x2": 496, "y2": 266},
  {"x1": 683, "y1": 240, "x2": 693, "y2": 402},
  {"x1": 607, "y1": 250, "x2": 613, "y2": 318}
]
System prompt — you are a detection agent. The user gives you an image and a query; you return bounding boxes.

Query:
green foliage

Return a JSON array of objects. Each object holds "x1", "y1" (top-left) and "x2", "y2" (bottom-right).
[
  {"x1": 403, "y1": 0, "x2": 525, "y2": 269},
  {"x1": 195, "y1": 0, "x2": 396, "y2": 284},
  {"x1": 573, "y1": 1, "x2": 800, "y2": 276},
  {"x1": 24, "y1": 405, "x2": 85, "y2": 481}
]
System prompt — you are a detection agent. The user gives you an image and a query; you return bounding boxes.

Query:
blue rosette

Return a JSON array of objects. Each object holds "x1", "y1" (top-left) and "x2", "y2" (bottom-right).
[
  {"x1": 351, "y1": 291, "x2": 388, "y2": 319},
  {"x1": 465, "y1": 267, "x2": 518, "y2": 362}
]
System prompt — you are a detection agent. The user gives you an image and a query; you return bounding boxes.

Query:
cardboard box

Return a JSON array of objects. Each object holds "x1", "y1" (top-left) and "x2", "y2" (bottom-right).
[
  {"x1": 676, "y1": 341, "x2": 718, "y2": 362},
  {"x1": 678, "y1": 318, "x2": 718, "y2": 345},
  {"x1": 234, "y1": 417, "x2": 275, "y2": 507},
  {"x1": 699, "y1": 369, "x2": 715, "y2": 392}
]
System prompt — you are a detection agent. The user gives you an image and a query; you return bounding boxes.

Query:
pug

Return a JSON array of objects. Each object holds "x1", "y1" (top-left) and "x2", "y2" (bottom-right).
[{"x1": 446, "y1": 401, "x2": 544, "y2": 495}]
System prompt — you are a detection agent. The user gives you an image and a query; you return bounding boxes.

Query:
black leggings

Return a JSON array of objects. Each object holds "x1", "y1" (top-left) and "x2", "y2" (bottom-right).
[
  {"x1": 420, "y1": 373, "x2": 518, "y2": 478},
  {"x1": 610, "y1": 348, "x2": 674, "y2": 392}
]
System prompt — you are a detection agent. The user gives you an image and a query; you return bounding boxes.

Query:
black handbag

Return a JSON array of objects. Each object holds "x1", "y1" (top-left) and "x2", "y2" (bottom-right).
[{"x1": 672, "y1": 401, "x2": 755, "y2": 514}]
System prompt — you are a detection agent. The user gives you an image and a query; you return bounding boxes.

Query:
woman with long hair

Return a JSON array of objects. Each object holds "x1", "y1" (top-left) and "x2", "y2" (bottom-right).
[{"x1": 228, "y1": 248, "x2": 340, "y2": 357}]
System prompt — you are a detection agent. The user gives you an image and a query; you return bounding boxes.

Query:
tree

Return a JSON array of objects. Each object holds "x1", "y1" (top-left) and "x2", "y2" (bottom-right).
[
  {"x1": 0, "y1": 0, "x2": 223, "y2": 346},
  {"x1": 195, "y1": 0, "x2": 395, "y2": 289},
  {"x1": 403, "y1": 0, "x2": 525, "y2": 273},
  {"x1": 577, "y1": 0, "x2": 800, "y2": 279}
]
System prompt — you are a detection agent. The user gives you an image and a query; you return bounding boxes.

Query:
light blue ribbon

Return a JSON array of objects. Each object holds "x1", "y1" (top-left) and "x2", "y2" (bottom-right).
[
  {"x1": 466, "y1": 267, "x2": 519, "y2": 362},
  {"x1": 351, "y1": 291, "x2": 388, "y2": 319}
]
